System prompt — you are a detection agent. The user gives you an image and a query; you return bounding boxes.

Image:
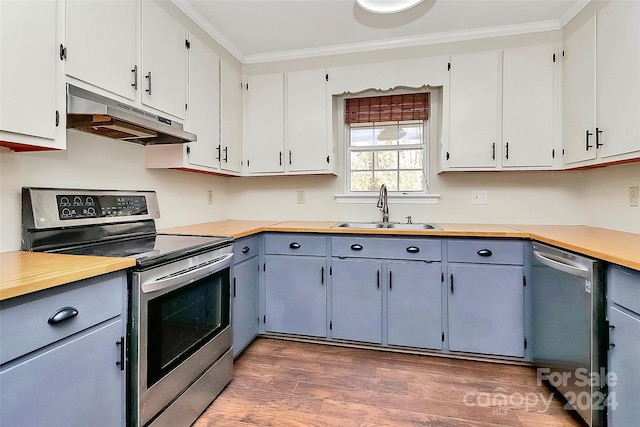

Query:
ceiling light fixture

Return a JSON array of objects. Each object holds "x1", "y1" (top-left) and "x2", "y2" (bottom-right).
[{"x1": 356, "y1": 0, "x2": 424, "y2": 14}]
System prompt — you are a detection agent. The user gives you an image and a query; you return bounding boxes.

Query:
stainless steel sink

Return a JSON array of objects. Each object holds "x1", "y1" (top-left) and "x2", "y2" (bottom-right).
[
  {"x1": 332, "y1": 222, "x2": 385, "y2": 229},
  {"x1": 386, "y1": 223, "x2": 441, "y2": 230},
  {"x1": 332, "y1": 222, "x2": 440, "y2": 230}
]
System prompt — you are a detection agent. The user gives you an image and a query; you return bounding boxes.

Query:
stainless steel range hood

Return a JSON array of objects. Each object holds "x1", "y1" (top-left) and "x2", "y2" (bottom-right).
[{"x1": 66, "y1": 84, "x2": 196, "y2": 144}]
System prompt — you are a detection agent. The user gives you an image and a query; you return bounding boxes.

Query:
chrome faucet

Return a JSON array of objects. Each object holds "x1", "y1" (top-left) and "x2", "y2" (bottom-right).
[{"x1": 377, "y1": 184, "x2": 389, "y2": 223}]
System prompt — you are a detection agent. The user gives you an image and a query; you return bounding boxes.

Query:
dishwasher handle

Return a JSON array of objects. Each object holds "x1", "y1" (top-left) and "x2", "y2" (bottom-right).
[{"x1": 533, "y1": 250, "x2": 589, "y2": 279}]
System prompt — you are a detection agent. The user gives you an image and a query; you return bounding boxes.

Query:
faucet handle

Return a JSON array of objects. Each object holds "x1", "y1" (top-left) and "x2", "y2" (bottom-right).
[{"x1": 406, "y1": 216, "x2": 412, "y2": 224}]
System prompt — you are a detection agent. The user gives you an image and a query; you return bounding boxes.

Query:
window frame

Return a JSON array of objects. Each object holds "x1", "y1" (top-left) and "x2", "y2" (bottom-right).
[{"x1": 334, "y1": 88, "x2": 440, "y2": 205}]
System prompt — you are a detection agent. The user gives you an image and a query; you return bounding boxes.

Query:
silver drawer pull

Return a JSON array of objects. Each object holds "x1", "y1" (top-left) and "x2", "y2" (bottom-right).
[
  {"x1": 350, "y1": 244, "x2": 363, "y2": 251},
  {"x1": 289, "y1": 242, "x2": 301, "y2": 249},
  {"x1": 477, "y1": 249, "x2": 493, "y2": 257},
  {"x1": 48, "y1": 306, "x2": 78, "y2": 325},
  {"x1": 242, "y1": 246, "x2": 250, "y2": 254},
  {"x1": 406, "y1": 246, "x2": 420, "y2": 253}
]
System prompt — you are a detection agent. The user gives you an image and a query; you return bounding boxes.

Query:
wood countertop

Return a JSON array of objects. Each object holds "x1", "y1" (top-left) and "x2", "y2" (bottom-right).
[
  {"x1": 3, "y1": 221, "x2": 637, "y2": 302},
  {"x1": 161, "y1": 220, "x2": 640, "y2": 271},
  {"x1": 0, "y1": 252, "x2": 135, "y2": 301}
]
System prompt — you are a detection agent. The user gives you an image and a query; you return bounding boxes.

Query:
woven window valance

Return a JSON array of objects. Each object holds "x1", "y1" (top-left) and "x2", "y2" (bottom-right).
[{"x1": 345, "y1": 93, "x2": 430, "y2": 124}]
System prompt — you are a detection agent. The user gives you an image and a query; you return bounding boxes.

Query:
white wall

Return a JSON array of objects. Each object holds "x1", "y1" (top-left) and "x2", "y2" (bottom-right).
[
  {"x1": 582, "y1": 162, "x2": 640, "y2": 233},
  {"x1": 0, "y1": 131, "x2": 229, "y2": 251}
]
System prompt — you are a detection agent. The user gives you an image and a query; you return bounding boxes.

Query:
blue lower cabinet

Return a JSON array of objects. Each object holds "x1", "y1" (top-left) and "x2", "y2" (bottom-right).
[
  {"x1": 387, "y1": 261, "x2": 442, "y2": 350},
  {"x1": 331, "y1": 258, "x2": 383, "y2": 344},
  {"x1": 448, "y1": 264, "x2": 525, "y2": 357},
  {"x1": 264, "y1": 255, "x2": 327, "y2": 337},
  {"x1": 607, "y1": 266, "x2": 640, "y2": 426},
  {"x1": 232, "y1": 256, "x2": 260, "y2": 356}
]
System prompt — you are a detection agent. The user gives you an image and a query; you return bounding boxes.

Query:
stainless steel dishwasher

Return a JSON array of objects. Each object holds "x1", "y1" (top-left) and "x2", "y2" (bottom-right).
[{"x1": 531, "y1": 242, "x2": 607, "y2": 427}]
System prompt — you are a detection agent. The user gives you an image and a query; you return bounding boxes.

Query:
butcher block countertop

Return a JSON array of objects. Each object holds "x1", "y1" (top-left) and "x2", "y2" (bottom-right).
[
  {"x1": 2, "y1": 221, "x2": 638, "y2": 301},
  {"x1": 0, "y1": 252, "x2": 135, "y2": 301},
  {"x1": 162, "y1": 220, "x2": 640, "y2": 271}
]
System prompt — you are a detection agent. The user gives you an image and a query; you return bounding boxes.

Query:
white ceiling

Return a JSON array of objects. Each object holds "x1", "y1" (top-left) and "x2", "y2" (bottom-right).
[{"x1": 174, "y1": 0, "x2": 586, "y2": 63}]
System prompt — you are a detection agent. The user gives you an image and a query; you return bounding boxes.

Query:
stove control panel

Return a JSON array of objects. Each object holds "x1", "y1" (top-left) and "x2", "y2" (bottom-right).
[{"x1": 57, "y1": 194, "x2": 148, "y2": 220}]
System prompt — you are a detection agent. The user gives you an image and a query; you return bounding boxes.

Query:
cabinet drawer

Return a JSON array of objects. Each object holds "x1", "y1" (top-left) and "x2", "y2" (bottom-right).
[
  {"x1": 609, "y1": 265, "x2": 640, "y2": 315},
  {"x1": 332, "y1": 237, "x2": 441, "y2": 261},
  {"x1": 233, "y1": 235, "x2": 260, "y2": 264},
  {"x1": 264, "y1": 233, "x2": 326, "y2": 256},
  {"x1": 0, "y1": 272, "x2": 125, "y2": 365},
  {"x1": 447, "y1": 239, "x2": 524, "y2": 265}
]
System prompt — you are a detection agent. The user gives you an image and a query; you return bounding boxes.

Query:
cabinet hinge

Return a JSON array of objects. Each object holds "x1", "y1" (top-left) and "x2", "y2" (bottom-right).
[
  {"x1": 325, "y1": 73, "x2": 329, "y2": 82},
  {"x1": 523, "y1": 276, "x2": 526, "y2": 287},
  {"x1": 446, "y1": 152, "x2": 450, "y2": 161},
  {"x1": 329, "y1": 321, "x2": 333, "y2": 330},
  {"x1": 447, "y1": 62, "x2": 451, "y2": 71},
  {"x1": 553, "y1": 53, "x2": 556, "y2": 63},
  {"x1": 55, "y1": 110, "x2": 60, "y2": 127},
  {"x1": 185, "y1": 39, "x2": 191, "y2": 49},
  {"x1": 442, "y1": 332, "x2": 445, "y2": 342},
  {"x1": 186, "y1": 145, "x2": 191, "y2": 155},
  {"x1": 524, "y1": 338, "x2": 528, "y2": 349},
  {"x1": 59, "y1": 44, "x2": 67, "y2": 60}
]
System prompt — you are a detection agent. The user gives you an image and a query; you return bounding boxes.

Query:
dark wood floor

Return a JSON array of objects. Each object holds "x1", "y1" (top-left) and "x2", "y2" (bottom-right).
[{"x1": 194, "y1": 338, "x2": 582, "y2": 427}]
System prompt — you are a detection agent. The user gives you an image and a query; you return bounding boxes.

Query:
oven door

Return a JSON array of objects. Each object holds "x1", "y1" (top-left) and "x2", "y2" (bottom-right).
[{"x1": 131, "y1": 249, "x2": 233, "y2": 426}]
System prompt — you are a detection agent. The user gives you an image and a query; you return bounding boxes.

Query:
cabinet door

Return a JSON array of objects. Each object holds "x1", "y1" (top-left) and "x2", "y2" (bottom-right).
[
  {"x1": 331, "y1": 259, "x2": 382, "y2": 344},
  {"x1": 0, "y1": 0, "x2": 61, "y2": 149},
  {"x1": 562, "y1": 15, "x2": 596, "y2": 165},
  {"x1": 187, "y1": 35, "x2": 220, "y2": 169},
  {"x1": 220, "y1": 60, "x2": 243, "y2": 173},
  {"x1": 265, "y1": 255, "x2": 326, "y2": 337},
  {"x1": 448, "y1": 51, "x2": 500, "y2": 168},
  {"x1": 287, "y1": 69, "x2": 329, "y2": 172},
  {"x1": 244, "y1": 73, "x2": 285, "y2": 173},
  {"x1": 448, "y1": 264, "x2": 524, "y2": 357},
  {"x1": 65, "y1": 0, "x2": 137, "y2": 101},
  {"x1": 502, "y1": 44, "x2": 555, "y2": 168},
  {"x1": 387, "y1": 261, "x2": 442, "y2": 350},
  {"x1": 608, "y1": 306, "x2": 640, "y2": 426},
  {"x1": 232, "y1": 257, "x2": 259, "y2": 356},
  {"x1": 0, "y1": 320, "x2": 125, "y2": 426},
  {"x1": 596, "y1": 0, "x2": 640, "y2": 160},
  {"x1": 141, "y1": 0, "x2": 187, "y2": 119}
]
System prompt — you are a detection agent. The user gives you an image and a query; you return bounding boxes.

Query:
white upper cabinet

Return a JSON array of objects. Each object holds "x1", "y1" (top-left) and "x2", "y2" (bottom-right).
[
  {"x1": 244, "y1": 73, "x2": 285, "y2": 174},
  {"x1": 446, "y1": 45, "x2": 557, "y2": 171},
  {"x1": 502, "y1": 44, "x2": 556, "y2": 168},
  {"x1": 244, "y1": 69, "x2": 334, "y2": 175},
  {"x1": 186, "y1": 35, "x2": 220, "y2": 170},
  {"x1": 287, "y1": 69, "x2": 330, "y2": 173},
  {"x1": 448, "y1": 50, "x2": 501, "y2": 169},
  {"x1": 563, "y1": 1, "x2": 640, "y2": 167},
  {"x1": 0, "y1": 0, "x2": 64, "y2": 151},
  {"x1": 595, "y1": 0, "x2": 640, "y2": 161},
  {"x1": 141, "y1": 0, "x2": 187, "y2": 119},
  {"x1": 562, "y1": 16, "x2": 597, "y2": 165},
  {"x1": 65, "y1": 0, "x2": 138, "y2": 101},
  {"x1": 220, "y1": 60, "x2": 243, "y2": 174}
]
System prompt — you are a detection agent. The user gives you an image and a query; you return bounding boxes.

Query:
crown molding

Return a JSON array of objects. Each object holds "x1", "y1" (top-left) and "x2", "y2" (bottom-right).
[
  {"x1": 559, "y1": 0, "x2": 591, "y2": 27},
  {"x1": 171, "y1": 0, "x2": 245, "y2": 62},
  {"x1": 242, "y1": 20, "x2": 561, "y2": 64}
]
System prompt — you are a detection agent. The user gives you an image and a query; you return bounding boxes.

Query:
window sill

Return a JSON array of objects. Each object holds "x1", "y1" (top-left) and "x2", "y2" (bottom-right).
[{"x1": 335, "y1": 194, "x2": 440, "y2": 204}]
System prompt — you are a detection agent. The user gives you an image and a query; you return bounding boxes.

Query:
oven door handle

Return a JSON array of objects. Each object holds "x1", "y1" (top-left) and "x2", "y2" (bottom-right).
[
  {"x1": 533, "y1": 250, "x2": 589, "y2": 279},
  {"x1": 141, "y1": 253, "x2": 233, "y2": 294}
]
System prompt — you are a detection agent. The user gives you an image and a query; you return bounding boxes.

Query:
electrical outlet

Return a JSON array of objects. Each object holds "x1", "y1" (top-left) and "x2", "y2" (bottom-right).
[
  {"x1": 297, "y1": 190, "x2": 305, "y2": 204},
  {"x1": 207, "y1": 190, "x2": 213, "y2": 205},
  {"x1": 472, "y1": 190, "x2": 488, "y2": 205},
  {"x1": 630, "y1": 186, "x2": 639, "y2": 207}
]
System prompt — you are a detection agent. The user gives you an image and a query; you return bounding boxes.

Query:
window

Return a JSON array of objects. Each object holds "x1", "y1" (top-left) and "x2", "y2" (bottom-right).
[{"x1": 345, "y1": 93, "x2": 429, "y2": 194}]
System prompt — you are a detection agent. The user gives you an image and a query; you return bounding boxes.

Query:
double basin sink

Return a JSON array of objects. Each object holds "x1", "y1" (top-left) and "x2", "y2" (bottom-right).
[{"x1": 332, "y1": 222, "x2": 441, "y2": 230}]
